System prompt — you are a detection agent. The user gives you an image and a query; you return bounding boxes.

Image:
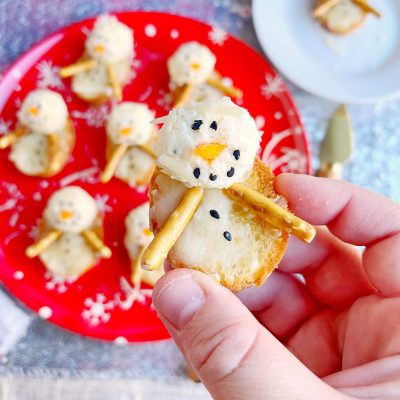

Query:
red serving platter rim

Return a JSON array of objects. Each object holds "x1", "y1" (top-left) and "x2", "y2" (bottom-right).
[{"x1": 0, "y1": 11, "x2": 311, "y2": 342}]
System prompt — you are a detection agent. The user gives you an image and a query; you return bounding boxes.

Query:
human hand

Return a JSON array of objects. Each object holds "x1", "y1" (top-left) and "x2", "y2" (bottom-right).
[{"x1": 152, "y1": 174, "x2": 400, "y2": 400}]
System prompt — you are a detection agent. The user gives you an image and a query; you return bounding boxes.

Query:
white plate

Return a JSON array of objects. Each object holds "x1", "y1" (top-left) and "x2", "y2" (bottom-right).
[{"x1": 252, "y1": 0, "x2": 400, "y2": 104}]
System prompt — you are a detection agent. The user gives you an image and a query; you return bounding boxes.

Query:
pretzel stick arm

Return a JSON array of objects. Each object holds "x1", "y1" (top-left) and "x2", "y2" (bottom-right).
[
  {"x1": 26, "y1": 230, "x2": 62, "y2": 258},
  {"x1": 101, "y1": 144, "x2": 128, "y2": 183},
  {"x1": 142, "y1": 187, "x2": 204, "y2": 271},
  {"x1": 131, "y1": 246, "x2": 146, "y2": 286},
  {"x1": 138, "y1": 143, "x2": 157, "y2": 159},
  {"x1": 227, "y1": 183, "x2": 316, "y2": 243},
  {"x1": 82, "y1": 229, "x2": 112, "y2": 259},
  {"x1": 0, "y1": 127, "x2": 27, "y2": 149},
  {"x1": 351, "y1": 0, "x2": 381, "y2": 17},
  {"x1": 206, "y1": 76, "x2": 243, "y2": 99},
  {"x1": 312, "y1": 0, "x2": 341, "y2": 17},
  {"x1": 59, "y1": 59, "x2": 96, "y2": 78},
  {"x1": 107, "y1": 64, "x2": 122, "y2": 101},
  {"x1": 173, "y1": 83, "x2": 195, "y2": 108}
]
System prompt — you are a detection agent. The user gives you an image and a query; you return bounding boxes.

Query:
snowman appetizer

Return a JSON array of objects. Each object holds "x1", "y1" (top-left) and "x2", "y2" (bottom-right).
[
  {"x1": 141, "y1": 97, "x2": 316, "y2": 291},
  {"x1": 313, "y1": 0, "x2": 380, "y2": 34},
  {"x1": 168, "y1": 42, "x2": 242, "y2": 108},
  {"x1": 60, "y1": 15, "x2": 134, "y2": 102},
  {"x1": 26, "y1": 186, "x2": 111, "y2": 278},
  {"x1": 124, "y1": 203, "x2": 164, "y2": 286},
  {"x1": 101, "y1": 102, "x2": 156, "y2": 186},
  {"x1": 0, "y1": 89, "x2": 74, "y2": 177}
]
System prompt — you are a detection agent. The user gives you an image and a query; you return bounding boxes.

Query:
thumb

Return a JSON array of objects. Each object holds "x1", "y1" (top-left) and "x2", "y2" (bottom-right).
[{"x1": 153, "y1": 269, "x2": 348, "y2": 400}]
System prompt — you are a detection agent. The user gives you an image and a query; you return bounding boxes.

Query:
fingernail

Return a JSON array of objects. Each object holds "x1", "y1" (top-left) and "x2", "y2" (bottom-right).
[{"x1": 155, "y1": 274, "x2": 205, "y2": 330}]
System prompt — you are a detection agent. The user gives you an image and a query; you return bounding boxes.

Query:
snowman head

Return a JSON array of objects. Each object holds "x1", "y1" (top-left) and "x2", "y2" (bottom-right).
[
  {"x1": 125, "y1": 203, "x2": 153, "y2": 247},
  {"x1": 86, "y1": 15, "x2": 134, "y2": 64},
  {"x1": 44, "y1": 186, "x2": 98, "y2": 234},
  {"x1": 106, "y1": 102, "x2": 154, "y2": 146},
  {"x1": 18, "y1": 89, "x2": 68, "y2": 134},
  {"x1": 154, "y1": 97, "x2": 261, "y2": 189},
  {"x1": 167, "y1": 42, "x2": 216, "y2": 87}
]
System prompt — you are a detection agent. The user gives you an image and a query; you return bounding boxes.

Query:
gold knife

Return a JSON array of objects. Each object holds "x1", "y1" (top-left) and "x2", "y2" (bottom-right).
[{"x1": 317, "y1": 104, "x2": 353, "y2": 179}]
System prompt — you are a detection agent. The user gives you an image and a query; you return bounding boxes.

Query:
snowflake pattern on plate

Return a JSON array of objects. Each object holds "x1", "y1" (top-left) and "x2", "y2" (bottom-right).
[
  {"x1": 261, "y1": 129, "x2": 308, "y2": 174},
  {"x1": 82, "y1": 293, "x2": 114, "y2": 326},
  {"x1": 0, "y1": 119, "x2": 11, "y2": 135},
  {"x1": 114, "y1": 277, "x2": 153, "y2": 311},
  {"x1": 36, "y1": 60, "x2": 64, "y2": 90},
  {"x1": 71, "y1": 105, "x2": 110, "y2": 128},
  {"x1": 44, "y1": 272, "x2": 76, "y2": 294},
  {"x1": 260, "y1": 73, "x2": 284, "y2": 99},
  {"x1": 208, "y1": 25, "x2": 228, "y2": 46}
]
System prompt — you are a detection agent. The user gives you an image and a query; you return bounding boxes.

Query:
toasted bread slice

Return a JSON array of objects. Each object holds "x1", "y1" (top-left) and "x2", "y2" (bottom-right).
[
  {"x1": 38, "y1": 215, "x2": 104, "y2": 279},
  {"x1": 9, "y1": 119, "x2": 75, "y2": 178},
  {"x1": 149, "y1": 159, "x2": 289, "y2": 291},
  {"x1": 72, "y1": 58, "x2": 131, "y2": 104},
  {"x1": 314, "y1": 0, "x2": 367, "y2": 34}
]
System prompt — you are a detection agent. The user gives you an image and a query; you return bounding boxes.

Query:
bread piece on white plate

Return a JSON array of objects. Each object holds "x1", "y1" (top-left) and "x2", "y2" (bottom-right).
[{"x1": 314, "y1": 0, "x2": 367, "y2": 34}]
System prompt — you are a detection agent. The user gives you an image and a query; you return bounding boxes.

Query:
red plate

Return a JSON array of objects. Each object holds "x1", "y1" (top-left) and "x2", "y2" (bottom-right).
[{"x1": 0, "y1": 12, "x2": 310, "y2": 342}]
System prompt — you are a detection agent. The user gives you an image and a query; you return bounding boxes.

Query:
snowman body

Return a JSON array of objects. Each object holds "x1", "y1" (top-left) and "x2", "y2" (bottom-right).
[
  {"x1": 9, "y1": 89, "x2": 73, "y2": 177},
  {"x1": 125, "y1": 203, "x2": 164, "y2": 286},
  {"x1": 149, "y1": 97, "x2": 289, "y2": 290},
  {"x1": 38, "y1": 187, "x2": 103, "y2": 278},
  {"x1": 105, "y1": 102, "x2": 155, "y2": 188},
  {"x1": 72, "y1": 15, "x2": 134, "y2": 102}
]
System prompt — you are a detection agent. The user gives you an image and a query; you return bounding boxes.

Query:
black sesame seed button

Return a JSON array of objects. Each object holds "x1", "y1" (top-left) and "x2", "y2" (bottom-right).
[
  {"x1": 193, "y1": 168, "x2": 200, "y2": 179},
  {"x1": 227, "y1": 167, "x2": 235, "y2": 177},
  {"x1": 233, "y1": 150, "x2": 240, "y2": 160},
  {"x1": 209, "y1": 210, "x2": 220, "y2": 219},
  {"x1": 191, "y1": 120, "x2": 203, "y2": 130},
  {"x1": 223, "y1": 231, "x2": 232, "y2": 241},
  {"x1": 209, "y1": 173, "x2": 217, "y2": 181},
  {"x1": 210, "y1": 121, "x2": 217, "y2": 130}
]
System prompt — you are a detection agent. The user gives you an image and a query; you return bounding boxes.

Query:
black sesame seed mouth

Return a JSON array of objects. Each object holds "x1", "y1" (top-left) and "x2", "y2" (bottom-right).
[
  {"x1": 193, "y1": 168, "x2": 200, "y2": 179},
  {"x1": 209, "y1": 210, "x2": 220, "y2": 219},
  {"x1": 191, "y1": 120, "x2": 203, "y2": 130},
  {"x1": 209, "y1": 173, "x2": 217, "y2": 181},
  {"x1": 233, "y1": 150, "x2": 240, "y2": 160},
  {"x1": 227, "y1": 167, "x2": 235, "y2": 177},
  {"x1": 223, "y1": 231, "x2": 232, "y2": 241}
]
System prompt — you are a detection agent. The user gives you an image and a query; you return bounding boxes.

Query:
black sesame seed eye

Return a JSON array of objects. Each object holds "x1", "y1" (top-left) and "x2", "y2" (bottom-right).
[
  {"x1": 191, "y1": 120, "x2": 203, "y2": 130},
  {"x1": 233, "y1": 150, "x2": 240, "y2": 160},
  {"x1": 193, "y1": 168, "x2": 200, "y2": 179},
  {"x1": 209, "y1": 210, "x2": 220, "y2": 219},
  {"x1": 209, "y1": 173, "x2": 217, "y2": 181},
  {"x1": 210, "y1": 121, "x2": 217, "y2": 130},
  {"x1": 223, "y1": 231, "x2": 232, "y2": 241},
  {"x1": 227, "y1": 167, "x2": 235, "y2": 178}
]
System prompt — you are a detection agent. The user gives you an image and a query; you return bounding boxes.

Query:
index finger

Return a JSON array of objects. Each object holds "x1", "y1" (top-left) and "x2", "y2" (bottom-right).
[
  {"x1": 276, "y1": 174, "x2": 400, "y2": 295},
  {"x1": 275, "y1": 174, "x2": 400, "y2": 247}
]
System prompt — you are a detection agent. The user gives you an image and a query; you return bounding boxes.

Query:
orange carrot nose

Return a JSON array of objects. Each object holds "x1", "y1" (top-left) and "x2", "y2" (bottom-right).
[
  {"x1": 60, "y1": 210, "x2": 73, "y2": 221},
  {"x1": 191, "y1": 62, "x2": 201, "y2": 70},
  {"x1": 119, "y1": 127, "x2": 132, "y2": 136},
  {"x1": 28, "y1": 106, "x2": 39, "y2": 116},
  {"x1": 194, "y1": 143, "x2": 227, "y2": 161},
  {"x1": 95, "y1": 44, "x2": 105, "y2": 54},
  {"x1": 143, "y1": 228, "x2": 153, "y2": 237}
]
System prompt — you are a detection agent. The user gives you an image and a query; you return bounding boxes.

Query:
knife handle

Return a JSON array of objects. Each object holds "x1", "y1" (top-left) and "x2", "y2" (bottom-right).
[{"x1": 316, "y1": 162, "x2": 343, "y2": 179}]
